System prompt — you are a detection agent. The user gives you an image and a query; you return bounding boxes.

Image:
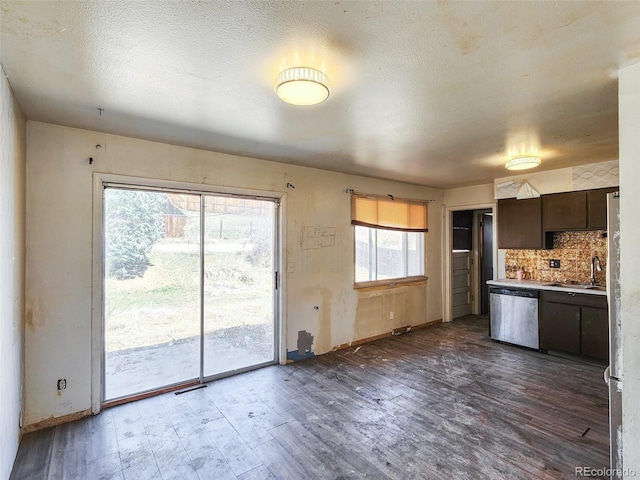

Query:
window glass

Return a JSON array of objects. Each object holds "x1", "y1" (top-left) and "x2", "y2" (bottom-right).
[
  {"x1": 407, "y1": 232, "x2": 424, "y2": 277},
  {"x1": 355, "y1": 226, "x2": 425, "y2": 284},
  {"x1": 376, "y1": 229, "x2": 405, "y2": 280}
]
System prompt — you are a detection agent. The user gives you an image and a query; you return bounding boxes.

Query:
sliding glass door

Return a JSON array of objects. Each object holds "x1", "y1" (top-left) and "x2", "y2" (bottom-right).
[
  {"x1": 103, "y1": 186, "x2": 277, "y2": 402},
  {"x1": 203, "y1": 197, "x2": 276, "y2": 377}
]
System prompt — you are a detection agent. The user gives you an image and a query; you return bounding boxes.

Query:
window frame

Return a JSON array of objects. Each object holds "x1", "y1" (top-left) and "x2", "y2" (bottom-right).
[{"x1": 353, "y1": 225, "x2": 427, "y2": 289}]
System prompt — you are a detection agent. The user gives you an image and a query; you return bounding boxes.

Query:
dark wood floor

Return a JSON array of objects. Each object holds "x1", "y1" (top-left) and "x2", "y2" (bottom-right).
[{"x1": 11, "y1": 316, "x2": 610, "y2": 480}]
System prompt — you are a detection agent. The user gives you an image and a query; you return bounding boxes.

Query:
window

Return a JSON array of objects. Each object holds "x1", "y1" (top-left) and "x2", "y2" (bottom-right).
[
  {"x1": 350, "y1": 193, "x2": 428, "y2": 286},
  {"x1": 355, "y1": 226, "x2": 425, "y2": 283}
]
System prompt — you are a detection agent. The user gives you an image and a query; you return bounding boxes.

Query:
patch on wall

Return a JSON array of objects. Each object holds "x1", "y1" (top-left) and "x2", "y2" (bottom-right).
[
  {"x1": 572, "y1": 160, "x2": 619, "y2": 190},
  {"x1": 286, "y1": 330, "x2": 315, "y2": 362}
]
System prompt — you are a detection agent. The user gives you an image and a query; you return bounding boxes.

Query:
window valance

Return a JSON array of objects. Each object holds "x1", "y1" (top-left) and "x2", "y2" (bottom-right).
[{"x1": 351, "y1": 194, "x2": 428, "y2": 232}]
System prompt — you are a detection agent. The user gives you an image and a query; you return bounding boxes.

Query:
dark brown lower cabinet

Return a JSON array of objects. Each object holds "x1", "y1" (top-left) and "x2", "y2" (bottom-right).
[
  {"x1": 540, "y1": 300, "x2": 581, "y2": 354},
  {"x1": 581, "y1": 305, "x2": 609, "y2": 360},
  {"x1": 539, "y1": 291, "x2": 608, "y2": 361}
]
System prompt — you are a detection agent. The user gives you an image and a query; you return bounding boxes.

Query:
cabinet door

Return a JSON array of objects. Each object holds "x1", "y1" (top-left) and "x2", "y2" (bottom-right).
[
  {"x1": 497, "y1": 198, "x2": 542, "y2": 249},
  {"x1": 542, "y1": 191, "x2": 587, "y2": 231},
  {"x1": 581, "y1": 305, "x2": 609, "y2": 361},
  {"x1": 540, "y1": 300, "x2": 581, "y2": 354},
  {"x1": 587, "y1": 187, "x2": 618, "y2": 230}
]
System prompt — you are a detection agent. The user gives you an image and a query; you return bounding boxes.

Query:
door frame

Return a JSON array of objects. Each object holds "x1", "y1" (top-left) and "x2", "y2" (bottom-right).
[
  {"x1": 475, "y1": 209, "x2": 494, "y2": 315},
  {"x1": 91, "y1": 173, "x2": 287, "y2": 414},
  {"x1": 442, "y1": 202, "x2": 497, "y2": 323}
]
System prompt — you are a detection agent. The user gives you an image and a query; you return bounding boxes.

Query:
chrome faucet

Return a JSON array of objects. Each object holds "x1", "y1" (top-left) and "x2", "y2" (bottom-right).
[{"x1": 590, "y1": 256, "x2": 602, "y2": 285}]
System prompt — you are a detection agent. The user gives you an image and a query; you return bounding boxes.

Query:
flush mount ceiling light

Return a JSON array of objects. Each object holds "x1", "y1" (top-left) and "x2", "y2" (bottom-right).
[
  {"x1": 276, "y1": 67, "x2": 330, "y2": 106},
  {"x1": 505, "y1": 154, "x2": 541, "y2": 170}
]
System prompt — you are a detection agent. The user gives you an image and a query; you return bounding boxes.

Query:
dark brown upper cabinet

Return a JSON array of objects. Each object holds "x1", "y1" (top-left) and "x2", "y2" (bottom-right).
[
  {"x1": 587, "y1": 187, "x2": 619, "y2": 230},
  {"x1": 542, "y1": 191, "x2": 587, "y2": 231},
  {"x1": 497, "y1": 197, "x2": 542, "y2": 249},
  {"x1": 499, "y1": 187, "x2": 618, "y2": 251},
  {"x1": 542, "y1": 187, "x2": 618, "y2": 232}
]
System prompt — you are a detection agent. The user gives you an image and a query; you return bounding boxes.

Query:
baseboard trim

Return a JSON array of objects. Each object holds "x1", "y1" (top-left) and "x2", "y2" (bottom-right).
[
  {"x1": 332, "y1": 318, "x2": 443, "y2": 352},
  {"x1": 21, "y1": 319, "x2": 445, "y2": 433},
  {"x1": 22, "y1": 408, "x2": 93, "y2": 434}
]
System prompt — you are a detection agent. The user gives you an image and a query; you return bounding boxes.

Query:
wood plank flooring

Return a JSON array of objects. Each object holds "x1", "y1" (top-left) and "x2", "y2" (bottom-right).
[{"x1": 10, "y1": 316, "x2": 610, "y2": 479}]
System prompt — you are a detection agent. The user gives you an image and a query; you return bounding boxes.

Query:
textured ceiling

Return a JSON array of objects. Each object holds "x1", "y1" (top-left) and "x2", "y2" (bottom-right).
[{"x1": 2, "y1": 1, "x2": 640, "y2": 188}]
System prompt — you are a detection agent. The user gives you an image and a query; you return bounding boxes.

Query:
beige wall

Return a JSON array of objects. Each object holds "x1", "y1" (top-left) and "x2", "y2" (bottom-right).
[
  {"x1": 443, "y1": 183, "x2": 494, "y2": 208},
  {"x1": 0, "y1": 70, "x2": 26, "y2": 478},
  {"x1": 24, "y1": 121, "x2": 443, "y2": 426},
  {"x1": 619, "y1": 61, "x2": 640, "y2": 475}
]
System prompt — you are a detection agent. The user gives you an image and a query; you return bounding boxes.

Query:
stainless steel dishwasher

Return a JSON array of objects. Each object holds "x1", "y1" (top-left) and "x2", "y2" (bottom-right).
[{"x1": 489, "y1": 287, "x2": 539, "y2": 349}]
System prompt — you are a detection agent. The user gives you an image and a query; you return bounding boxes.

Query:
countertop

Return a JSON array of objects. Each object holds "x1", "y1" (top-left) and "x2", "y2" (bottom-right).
[{"x1": 487, "y1": 279, "x2": 607, "y2": 296}]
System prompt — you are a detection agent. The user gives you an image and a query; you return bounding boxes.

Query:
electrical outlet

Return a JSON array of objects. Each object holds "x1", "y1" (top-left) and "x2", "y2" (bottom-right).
[
  {"x1": 57, "y1": 379, "x2": 67, "y2": 390},
  {"x1": 389, "y1": 311, "x2": 394, "y2": 320},
  {"x1": 549, "y1": 259, "x2": 561, "y2": 269}
]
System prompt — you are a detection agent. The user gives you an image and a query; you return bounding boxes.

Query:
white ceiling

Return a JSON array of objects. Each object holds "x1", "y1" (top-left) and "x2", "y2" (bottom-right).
[{"x1": 2, "y1": 1, "x2": 640, "y2": 188}]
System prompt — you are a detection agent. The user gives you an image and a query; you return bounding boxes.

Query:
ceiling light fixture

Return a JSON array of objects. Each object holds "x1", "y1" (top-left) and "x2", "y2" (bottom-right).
[
  {"x1": 276, "y1": 67, "x2": 330, "y2": 106},
  {"x1": 505, "y1": 154, "x2": 541, "y2": 170}
]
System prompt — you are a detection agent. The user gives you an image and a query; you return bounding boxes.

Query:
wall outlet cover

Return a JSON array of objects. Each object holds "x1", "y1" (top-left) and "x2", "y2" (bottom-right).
[{"x1": 549, "y1": 259, "x2": 561, "y2": 268}]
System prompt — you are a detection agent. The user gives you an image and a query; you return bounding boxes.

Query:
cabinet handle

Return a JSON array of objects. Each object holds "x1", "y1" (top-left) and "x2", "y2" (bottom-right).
[{"x1": 568, "y1": 292, "x2": 576, "y2": 296}]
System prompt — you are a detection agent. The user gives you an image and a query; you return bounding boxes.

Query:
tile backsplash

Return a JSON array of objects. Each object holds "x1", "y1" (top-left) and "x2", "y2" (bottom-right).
[{"x1": 505, "y1": 231, "x2": 608, "y2": 285}]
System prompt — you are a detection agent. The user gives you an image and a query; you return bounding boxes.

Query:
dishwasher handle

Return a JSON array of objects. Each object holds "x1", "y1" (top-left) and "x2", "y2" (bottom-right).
[{"x1": 489, "y1": 287, "x2": 539, "y2": 299}]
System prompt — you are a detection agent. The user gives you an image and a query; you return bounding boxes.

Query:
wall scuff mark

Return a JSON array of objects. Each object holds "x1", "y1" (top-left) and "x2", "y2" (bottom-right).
[{"x1": 301, "y1": 226, "x2": 336, "y2": 250}]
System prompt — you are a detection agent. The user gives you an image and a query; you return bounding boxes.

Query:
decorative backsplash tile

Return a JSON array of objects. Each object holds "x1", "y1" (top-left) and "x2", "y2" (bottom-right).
[{"x1": 505, "y1": 230, "x2": 608, "y2": 285}]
